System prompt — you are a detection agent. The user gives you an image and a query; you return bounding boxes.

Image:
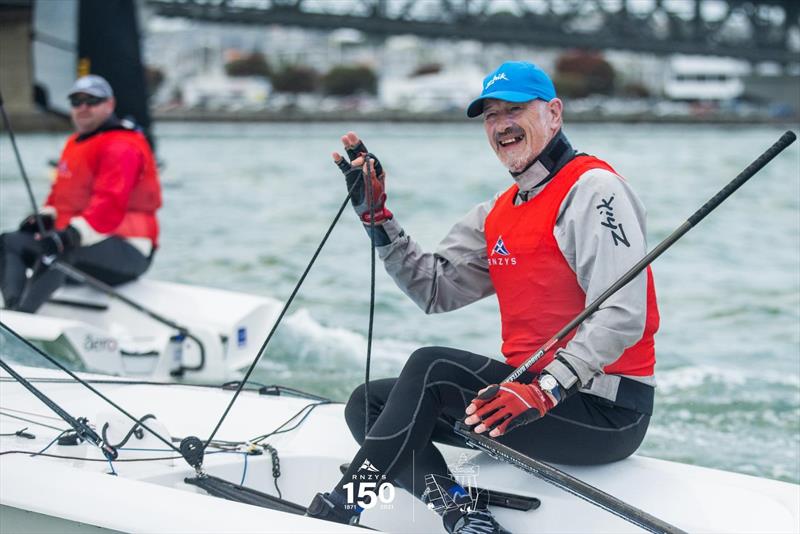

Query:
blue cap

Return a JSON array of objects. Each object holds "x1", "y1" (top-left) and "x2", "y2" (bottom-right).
[{"x1": 466, "y1": 61, "x2": 556, "y2": 118}]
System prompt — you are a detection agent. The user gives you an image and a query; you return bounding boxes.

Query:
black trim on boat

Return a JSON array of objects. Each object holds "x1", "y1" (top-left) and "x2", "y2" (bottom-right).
[
  {"x1": 185, "y1": 474, "x2": 307, "y2": 515},
  {"x1": 222, "y1": 381, "x2": 330, "y2": 402},
  {"x1": 185, "y1": 475, "x2": 377, "y2": 530},
  {"x1": 258, "y1": 384, "x2": 329, "y2": 402},
  {"x1": 481, "y1": 489, "x2": 540, "y2": 512},
  {"x1": 46, "y1": 298, "x2": 109, "y2": 311},
  {"x1": 119, "y1": 350, "x2": 159, "y2": 357}
]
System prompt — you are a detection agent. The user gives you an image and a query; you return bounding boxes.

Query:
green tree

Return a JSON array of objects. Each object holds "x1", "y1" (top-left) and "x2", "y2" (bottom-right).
[
  {"x1": 552, "y1": 74, "x2": 587, "y2": 100},
  {"x1": 144, "y1": 66, "x2": 165, "y2": 97},
  {"x1": 225, "y1": 52, "x2": 271, "y2": 79},
  {"x1": 270, "y1": 64, "x2": 319, "y2": 94},
  {"x1": 410, "y1": 63, "x2": 442, "y2": 77},
  {"x1": 620, "y1": 82, "x2": 650, "y2": 98},
  {"x1": 321, "y1": 65, "x2": 377, "y2": 96},
  {"x1": 555, "y1": 51, "x2": 616, "y2": 98}
]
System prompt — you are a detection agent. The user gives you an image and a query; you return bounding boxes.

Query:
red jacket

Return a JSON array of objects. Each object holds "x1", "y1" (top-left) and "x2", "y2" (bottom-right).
[
  {"x1": 485, "y1": 155, "x2": 659, "y2": 375},
  {"x1": 46, "y1": 128, "x2": 162, "y2": 247}
]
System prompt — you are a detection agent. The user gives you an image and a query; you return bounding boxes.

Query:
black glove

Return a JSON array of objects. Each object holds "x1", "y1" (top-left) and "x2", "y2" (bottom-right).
[
  {"x1": 18, "y1": 213, "x2": 54, "y2": 234},
  {"x1": 335, "y1": 139, "x2": 391, "y2": 224},
  {"x1": 39, "y1": 226, "x2": 81, "y2": 257}
]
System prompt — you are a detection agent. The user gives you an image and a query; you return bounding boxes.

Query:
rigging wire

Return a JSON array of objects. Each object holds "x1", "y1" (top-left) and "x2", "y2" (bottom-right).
[
  {"x1": 240, "y1": 452, "x2": 249, "y2": 486},
  {"x1": 262, "y1": 443, "x2": 282, "y2": 498},
  {"x1": 249, "y1": 401, "x2": 330, "y2": 443},
  {"x1": 36, "y1": 430, "x2": 69, "y2": 456},
  {"x1": 0, "y1": 356, "x2": 119, "y2": 460},
  {"x1": 0, "y1": 93, "x2": 47, "y2": 236},
  {"x1": 0, "y1": 449, "x2": 228, "y2": 461},
  {"x1": 203, "y1": 180, "x2": 359, "y2": 448},
  {"x1": 0, "y1": 377, "x2": 332, "y2": 402},
  {"x1": 0, "y1": 323, "x2": 180, "y2": 454},
  {"x1": 363, "y1": 155, "x2": 377, "y2": 436},
  {"x1": 5, "y1": 400, "x2": 312, "y2": 495},
  {"x1": 0, "y1": 409, "x2": 69, "y2": 432},
  {"x1": 1, "y1": 394, "x2": 322, "y2": 501},
  {"x1": 0, "y1": 406, "x2": 66, "y2": 421}
]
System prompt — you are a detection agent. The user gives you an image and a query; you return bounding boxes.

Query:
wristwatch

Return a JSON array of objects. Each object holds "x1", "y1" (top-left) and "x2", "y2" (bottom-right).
[{"x1": 537, "y1": 373, "x2": 562, "y2": 404}]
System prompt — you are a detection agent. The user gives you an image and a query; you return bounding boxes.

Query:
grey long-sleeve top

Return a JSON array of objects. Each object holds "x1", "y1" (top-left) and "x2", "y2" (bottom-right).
[{"x1": 374, "y1": 157, "x2": 655, "y2": 402}]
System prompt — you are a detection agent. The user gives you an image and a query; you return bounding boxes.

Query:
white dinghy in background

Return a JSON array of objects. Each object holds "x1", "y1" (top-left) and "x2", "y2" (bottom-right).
[
  {"x1": 1, "y1": 279, "x2": 282, "y2": 382},
  {"x1": 0, "y1": 359, "x2": 798, "y2": 534}
]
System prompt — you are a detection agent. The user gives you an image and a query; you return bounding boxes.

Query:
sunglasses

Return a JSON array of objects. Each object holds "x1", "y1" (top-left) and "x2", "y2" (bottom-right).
[{"x1": 69, "y1": 95, "x2": 107, "y2": 108}]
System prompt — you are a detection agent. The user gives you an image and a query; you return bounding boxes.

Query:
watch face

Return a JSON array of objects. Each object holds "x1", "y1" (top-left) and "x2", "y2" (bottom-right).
[{"x1": 539, "y1": 374, "x2": 558, "y2": 391}]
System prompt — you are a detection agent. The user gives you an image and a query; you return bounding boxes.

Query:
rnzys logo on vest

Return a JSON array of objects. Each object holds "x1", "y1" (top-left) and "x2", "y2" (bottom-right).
[
  {"x1": 488, "y1": 236, "x2": 517, "y2": 266},
  {"x1": 56, "y1": 161, "x2": 72, "y2": 180}
]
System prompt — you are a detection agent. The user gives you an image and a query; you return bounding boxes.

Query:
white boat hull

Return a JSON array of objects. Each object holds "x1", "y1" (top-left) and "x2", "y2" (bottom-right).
[
  {"x1": 0, "y1": 279, "x2": 284, "y2": 382},
  {"x1": 0, "y1": 365, "x2": 797, "y2": 533}
]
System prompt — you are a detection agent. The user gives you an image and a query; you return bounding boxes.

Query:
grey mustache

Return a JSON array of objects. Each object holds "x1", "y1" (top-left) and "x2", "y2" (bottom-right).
[{"x1": 495, "y1": 125, "x2": 525, "y2": 143}]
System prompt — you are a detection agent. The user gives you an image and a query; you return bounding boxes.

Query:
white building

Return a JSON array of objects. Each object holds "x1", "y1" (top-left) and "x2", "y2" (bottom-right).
[
  {"x1": 380, "y1": 65, "x2": 485, "y2": 112},
  {"x1": 182, "y1": 74, "x2": 270, "y2": 110},
  {"x1": 663, "y1": 55, "x2": 751, "y2": 101}
]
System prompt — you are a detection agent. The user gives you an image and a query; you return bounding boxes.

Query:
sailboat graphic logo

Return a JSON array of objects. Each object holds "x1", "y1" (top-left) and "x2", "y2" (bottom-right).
[
  {"x1": 492, "y1": 236, "x2": 510, "y2": 256},
  {"x1": 358, "y1": 459, "x2": 381, "y2": 473}
]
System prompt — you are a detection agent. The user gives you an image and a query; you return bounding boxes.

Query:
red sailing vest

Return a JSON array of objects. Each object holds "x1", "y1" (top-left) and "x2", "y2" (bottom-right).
[
  {"x1": 485, "y1": 155, "x2": 659, "y2": 375},
  {"x1": 47, "y1": 129, "x2": 161, "y2": 246}
]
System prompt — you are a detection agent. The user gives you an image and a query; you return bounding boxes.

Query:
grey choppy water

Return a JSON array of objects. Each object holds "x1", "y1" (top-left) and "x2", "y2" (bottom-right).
[{"x1": 1, "y1": 122, "x2": 798, "y2": 483}]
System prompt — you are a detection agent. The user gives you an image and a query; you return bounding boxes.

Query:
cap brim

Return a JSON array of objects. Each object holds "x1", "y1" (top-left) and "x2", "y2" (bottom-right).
[
  {"x1": 466, "y1": 91, "x2": 537, "y2": 118},
  {"x1": 68, "y1": 88, "x2": 108, "y2": 98}
]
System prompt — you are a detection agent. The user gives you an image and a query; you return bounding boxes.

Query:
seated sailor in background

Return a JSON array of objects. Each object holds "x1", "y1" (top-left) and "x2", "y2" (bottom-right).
[{"x1": 0, "y1": 74, "x2": 162, "y2": 312}]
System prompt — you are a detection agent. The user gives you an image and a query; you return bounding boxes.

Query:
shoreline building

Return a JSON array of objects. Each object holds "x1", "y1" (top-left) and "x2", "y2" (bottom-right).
[{"x1": 663, "y1": 55, "x2": 751, "y2": 102}]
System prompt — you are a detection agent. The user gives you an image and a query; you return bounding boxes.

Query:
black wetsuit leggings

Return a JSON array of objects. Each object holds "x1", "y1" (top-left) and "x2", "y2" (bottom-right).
[
  {"x1": 0, "y1": 231, "x2": 151, "y2": 313},
  {"x1": 336, "y1": 346, "x2": 651, "y2": 500}
]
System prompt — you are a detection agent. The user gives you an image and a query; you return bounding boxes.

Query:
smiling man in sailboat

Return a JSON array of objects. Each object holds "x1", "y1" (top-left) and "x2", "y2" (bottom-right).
[{"x1": 306, "y1": 61, "x2": 660, "y2": 533}]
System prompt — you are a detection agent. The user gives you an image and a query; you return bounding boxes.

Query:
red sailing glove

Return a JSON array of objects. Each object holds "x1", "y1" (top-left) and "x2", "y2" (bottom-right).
[
  {"x1": 335, "y1": 136, "x2": 392, "y2": 224},
  {"x1": 465, "y1": 376, "x2": 561, "y2": 437}
]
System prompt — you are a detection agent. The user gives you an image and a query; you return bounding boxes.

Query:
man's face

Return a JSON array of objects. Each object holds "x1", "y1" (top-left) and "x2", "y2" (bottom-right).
[
  {"x1": 482, "y1": 98, "x2": 563, "y2": 173},
  {"x1": 69, "y1": 93, "x2": 115, "y2": 134}
]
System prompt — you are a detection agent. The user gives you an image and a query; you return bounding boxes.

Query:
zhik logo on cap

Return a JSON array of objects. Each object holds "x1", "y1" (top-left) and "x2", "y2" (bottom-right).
[{"x1": 485, "y1": 72, "x2": 509, "y2": 90}]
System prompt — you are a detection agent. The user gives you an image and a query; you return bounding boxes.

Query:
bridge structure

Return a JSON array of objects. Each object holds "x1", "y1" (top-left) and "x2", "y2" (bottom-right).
[{"x1": 146, "y1": 0, "x2": 799, "y2": 65}]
